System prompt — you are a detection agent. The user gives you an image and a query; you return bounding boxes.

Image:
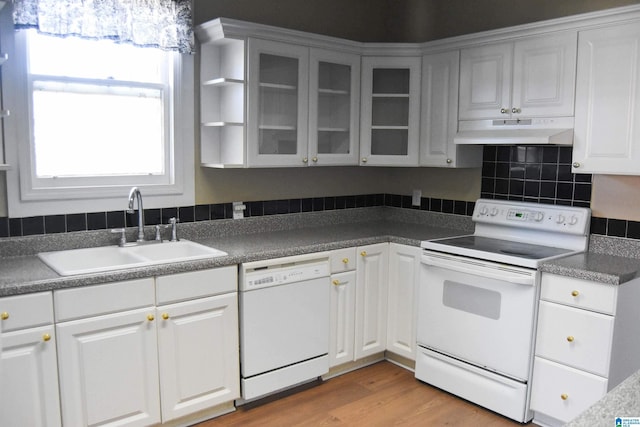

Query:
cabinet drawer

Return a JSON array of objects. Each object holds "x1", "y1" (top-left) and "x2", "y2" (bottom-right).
[
  {"x1": 541, "y1": 274, "x2": 616, "y2": 315},
  {"x1": 156, "y1": 266, "x2": 237, "y2": 305},
  {"x1": 0, "y1": 292, "x2": 54, "y2": 332},
  {"x1": 54, "y1": 278, "x2": 155, "y2": 322},
  {"x1": 536, "y1": 300, "x2": 614, "y2": 376},
  {"x1": 530, "y1": 357, "x2": 607, "y2": 424},
  {"x1": 330, "y1": 248, "x2": 357, "y2": 273}
]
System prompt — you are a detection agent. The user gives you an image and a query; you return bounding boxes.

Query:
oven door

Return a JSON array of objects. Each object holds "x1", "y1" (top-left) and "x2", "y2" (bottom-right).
[{"x1": 417, "y1": 251, "x2": 539, "y2": 381}]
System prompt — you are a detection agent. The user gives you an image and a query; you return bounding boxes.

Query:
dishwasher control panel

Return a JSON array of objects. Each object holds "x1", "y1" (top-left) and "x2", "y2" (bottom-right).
[{"x1": 241, "y1": 259, "x2": 330, "y2": 291}]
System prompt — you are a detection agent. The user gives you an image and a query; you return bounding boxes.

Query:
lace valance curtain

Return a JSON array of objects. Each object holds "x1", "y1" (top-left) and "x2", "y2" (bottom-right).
[{"x1": 12, "y1": 0, "x2": 195, "y2": 54}]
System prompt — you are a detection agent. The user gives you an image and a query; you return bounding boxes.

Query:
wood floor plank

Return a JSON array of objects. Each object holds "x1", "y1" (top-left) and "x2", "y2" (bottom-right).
[{"x1": 196, "y1": 361, "x2": 537, "y2": 426}]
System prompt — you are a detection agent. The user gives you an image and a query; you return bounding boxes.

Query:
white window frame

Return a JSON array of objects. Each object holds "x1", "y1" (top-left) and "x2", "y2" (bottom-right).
[{"x1": 2, "y1": 29, "x2": 195, "y2": 217}]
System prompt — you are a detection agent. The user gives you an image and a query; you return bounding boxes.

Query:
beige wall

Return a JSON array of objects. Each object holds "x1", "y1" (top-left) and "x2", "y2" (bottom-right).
[
  {"x1": 195, "y1": 0, "x2": 640, "y2": 42},
  {"x1": 193, "y1": 0, "x2": 392, "y2": 41},
  {"x1": 591, "y1": 176, "x2": 640, "y2": 221},
  {"x1": 196, "y1": 166, "x2": 481, "y2": 204},
  {"x1": 397, "y1": 0, "x2": 640, "y2": 42}
]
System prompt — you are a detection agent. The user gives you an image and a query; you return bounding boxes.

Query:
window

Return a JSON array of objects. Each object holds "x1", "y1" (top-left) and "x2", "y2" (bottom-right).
[{"x1": 3, "y1": 29, "x2": 194, "y2": 217}]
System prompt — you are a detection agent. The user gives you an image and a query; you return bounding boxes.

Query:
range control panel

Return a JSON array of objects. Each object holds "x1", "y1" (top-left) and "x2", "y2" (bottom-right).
[{"x1": 473, "y1": 199, "x2": 591, "y2": 235}]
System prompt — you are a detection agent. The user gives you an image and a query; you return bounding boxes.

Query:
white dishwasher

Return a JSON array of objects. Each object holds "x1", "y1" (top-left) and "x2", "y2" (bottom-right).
[{"x1": 239, "y1": 252, "x2": 331, "y2": 402}]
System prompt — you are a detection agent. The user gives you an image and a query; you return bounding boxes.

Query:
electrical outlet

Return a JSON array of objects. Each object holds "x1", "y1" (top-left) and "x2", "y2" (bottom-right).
[
  {"x1": 232, "y1": 202, "x2": 246, "y2": 219},
  {"x1": 412, "y1": 189, "x2": 422, "y2": 206}
]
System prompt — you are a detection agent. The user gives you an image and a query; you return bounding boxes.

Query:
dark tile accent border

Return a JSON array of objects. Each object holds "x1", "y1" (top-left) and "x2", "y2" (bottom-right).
[
  {"x1": 590, "y1": 217, "x2": 640, "y2": 240},
  {"x1": 0, "y1": 194, "x2": 477, "y2": 238}
]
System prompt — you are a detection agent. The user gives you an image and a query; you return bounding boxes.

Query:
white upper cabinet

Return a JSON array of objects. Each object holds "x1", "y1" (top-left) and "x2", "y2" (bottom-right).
[
  {"x1": 459, "y1": 32, "x2": 577, "y2": 121},
  {"x1": 197, "y1": 19, "x2": 361, "y2": 168},
  {"x1": 247, "y1": 38, "x2": 310, "y2": 167},
  {"x1": 308, "y1": 48, "x2": 360, "y2": 166},
  {"x1": 360, "y1": 56, "x2": 421, "y2": 166},
  {"x1": 420, "y1": 50, "x2": 482, "y2": 167},
  {"x1": 572, "y1": 20, "x2": 640, "y2": 175},
  {"x1": 198, "y1": 37, "x2": 246, "y2": 168},
  {"x1": 0, "y1": 0, "x2": 12, "y2": 170}
]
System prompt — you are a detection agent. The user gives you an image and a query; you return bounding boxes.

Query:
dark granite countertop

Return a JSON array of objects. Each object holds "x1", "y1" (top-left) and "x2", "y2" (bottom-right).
[
  {"x1": 540, "y1": 252, "x2": 640, "y2": 285},
  {"x1": 0, "y1": 210, "x2": 470, "y2": 296},
  {"x1": 4, "y1": 207, "x2": 640, "y2": 297}
]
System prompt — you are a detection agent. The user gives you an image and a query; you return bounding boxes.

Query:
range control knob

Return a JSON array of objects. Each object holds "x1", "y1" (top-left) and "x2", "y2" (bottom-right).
[
  {"x1": 534, "y1": 212, "x2": 545, "y2": 222},
  {"x1": 556, "y1": 214, "x2": 566, "y2": 224},
  {"x1": 490, "y1": 208, "x2": 499, "y2": 216},
  {"x1": 479, "y1": 206, "x2": 489, "y2": 216},
  {"x1": 569, "y1": 215, "x2": 579, "y2": 225}
]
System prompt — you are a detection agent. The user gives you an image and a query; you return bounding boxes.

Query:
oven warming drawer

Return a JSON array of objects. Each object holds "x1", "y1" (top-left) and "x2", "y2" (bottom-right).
[{"x1": 415, "y1": 347, "x2": 529, "y2": 423}]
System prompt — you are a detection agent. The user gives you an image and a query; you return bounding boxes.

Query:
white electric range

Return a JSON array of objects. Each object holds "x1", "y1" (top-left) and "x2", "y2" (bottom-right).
[{"x1": 416, "y1": 199, "x2": 591, "y2": 423}]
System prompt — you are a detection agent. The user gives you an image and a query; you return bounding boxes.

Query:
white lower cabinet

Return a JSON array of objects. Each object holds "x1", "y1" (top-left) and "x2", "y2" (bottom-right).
[
  {"x1": 329, "y1": 248, "x2": 357, "y2": 367},
  {"x1": 53, "y1": 267, "x2": 239, "y2": 427},
  {"x1": 329, "y1": 244, "x2": 389, "y2": 367},
  {"x1": 355, "y1": 243, "x2": 389, "y2": 359},
  {"x1": 386, "y1": 243, "x2": 421, "y2": 360},
  {"x1": 0, "y1": 292, "x2": 61, "y2": 427},
  {"x1": 157, "y1": 292, "x2": 239, "y2": 422},
  {"x1": 56, "y1": 306, "x2": 161, "y2": 427},
  {"x1": 531, "y1": 273, "x2": 640, "y2": 426}
]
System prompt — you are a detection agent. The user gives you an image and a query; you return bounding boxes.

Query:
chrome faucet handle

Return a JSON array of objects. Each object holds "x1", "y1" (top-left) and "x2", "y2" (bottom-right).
[
  {"x1": 154, "y1": 224, "x2": 170, "y2": 242},
  {"x1": 168, "y1": 217, "x2": 179, "y2": 242},
  {"x1": 111, "y1": 228, "x2": 127, "y2": 247}
]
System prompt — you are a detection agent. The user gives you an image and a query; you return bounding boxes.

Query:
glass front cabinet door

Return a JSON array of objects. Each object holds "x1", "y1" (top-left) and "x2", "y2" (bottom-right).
[
  {"x1": 360, "y1": 56, "x2": 421, "y2": 166},
  {"x1": 247, "y1": 38, "x2": 309, "y2": 167},
  {"x1": 308, "y1": 48, "x2": 360, "y2": 166}
]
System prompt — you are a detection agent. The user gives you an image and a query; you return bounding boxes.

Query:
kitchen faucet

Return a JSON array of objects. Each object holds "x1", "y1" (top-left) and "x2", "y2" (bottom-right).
[{"x1": 127, "y1": 187, "x2": 145, "y2": 242}]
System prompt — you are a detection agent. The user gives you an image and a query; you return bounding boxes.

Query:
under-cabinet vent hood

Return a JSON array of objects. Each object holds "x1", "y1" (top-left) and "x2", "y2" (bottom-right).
[{"x1": 454, "y1": 118, "x2": 574, "y2": 146}]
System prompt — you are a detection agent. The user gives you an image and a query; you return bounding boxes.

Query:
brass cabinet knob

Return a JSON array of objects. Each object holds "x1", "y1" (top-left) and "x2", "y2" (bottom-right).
[
  {"x1": 446, "y1": 158, "x2": 452, "y2": 164},
  {"x1": 1, "y1": 311, "x2": 8, "y2": 320},
  {"x1": 312, "y1": 157, "x2": 318, "y2": 163},
  {"x1": 302, "y1": 157, "x2": 308, "y2": 163},
  {"x1": 567, "y1": 336, "x2": 575, "y2": 342},
  {"x1": 511, "y1": 107, "x2": 521, "y2": 114},
  {"x1": 162, "y1": 313, "x2": 170, "y2": 320},
  {"x1": 361, "y1": 158, "x2": 368, "y2": 163},
  {"x1": 573, "y1": 162, "x2": 581, "y2": 168},
  {"x1": 332, "y1": 279, "x2": 341, "y2": 286},
  {"x1": 571, "y1": 290, "x2": 579, "y2": 297},
  {"x1": 561, "y1": 393, "x2": 569, "y2": 401},
  {"x1": 342, "y1": 258, "x2": 349, "y2": 264},
  {"x1": 147, "y1": 314, "x2": 155, "y2": 321},
  {"x1": 360, "y1": 251, "x2": 367, "y2": 257},
  {"x1": 43, "y1": 333, "x2": 51, "y2": 342},
  {"x1": 500, "y1": 108, "x2": 509, "y2": 114}
]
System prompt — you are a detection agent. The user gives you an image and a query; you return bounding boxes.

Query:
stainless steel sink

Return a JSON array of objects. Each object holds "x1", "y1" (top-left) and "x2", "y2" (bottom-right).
[{"x1": 38, "y1": 240, "x2": 227, "y2": 276}]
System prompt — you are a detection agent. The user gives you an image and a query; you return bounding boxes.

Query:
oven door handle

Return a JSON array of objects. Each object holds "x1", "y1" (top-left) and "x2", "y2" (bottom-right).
[{"x1": 421, "y1": 254, "x2": 536, "y2": 286}]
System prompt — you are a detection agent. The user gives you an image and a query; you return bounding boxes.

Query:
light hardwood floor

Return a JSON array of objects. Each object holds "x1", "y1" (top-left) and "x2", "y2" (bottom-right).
[{"x1": 196, "y1": 361, "x2": 537, "y2": 426}]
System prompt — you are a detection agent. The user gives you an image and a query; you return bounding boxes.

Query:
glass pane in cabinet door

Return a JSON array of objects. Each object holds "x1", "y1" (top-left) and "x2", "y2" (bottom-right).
[
  {"x1": 259, "y1": 129, "x2": 297, "y2": 154},
  {"x1": 371, "y1": 129, "x2": 408, "y2": 155},
  {"x1": 260, "y1": 54, "x2": 298, "y2": 86},
  {"x1": 317, "y1": 62, "x2": 351, "y2": 155},
  {"x1": 372, "y1": 69, "x2": 409, "y2": 94},
  {"x1": 318, "y1": 131, "x2": 349, "y2": 154},
  {"x1": 371, "y1": 98, "x2": 409, "y2": 126},
  {"x1": 258, "y1": 54, "x2": 299, "y2": 155}
]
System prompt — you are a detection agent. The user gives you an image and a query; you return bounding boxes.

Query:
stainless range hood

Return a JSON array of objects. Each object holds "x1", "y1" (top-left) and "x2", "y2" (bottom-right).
[{"x1": 454, "y1": 117, "x2": 574, "y2": 146}]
